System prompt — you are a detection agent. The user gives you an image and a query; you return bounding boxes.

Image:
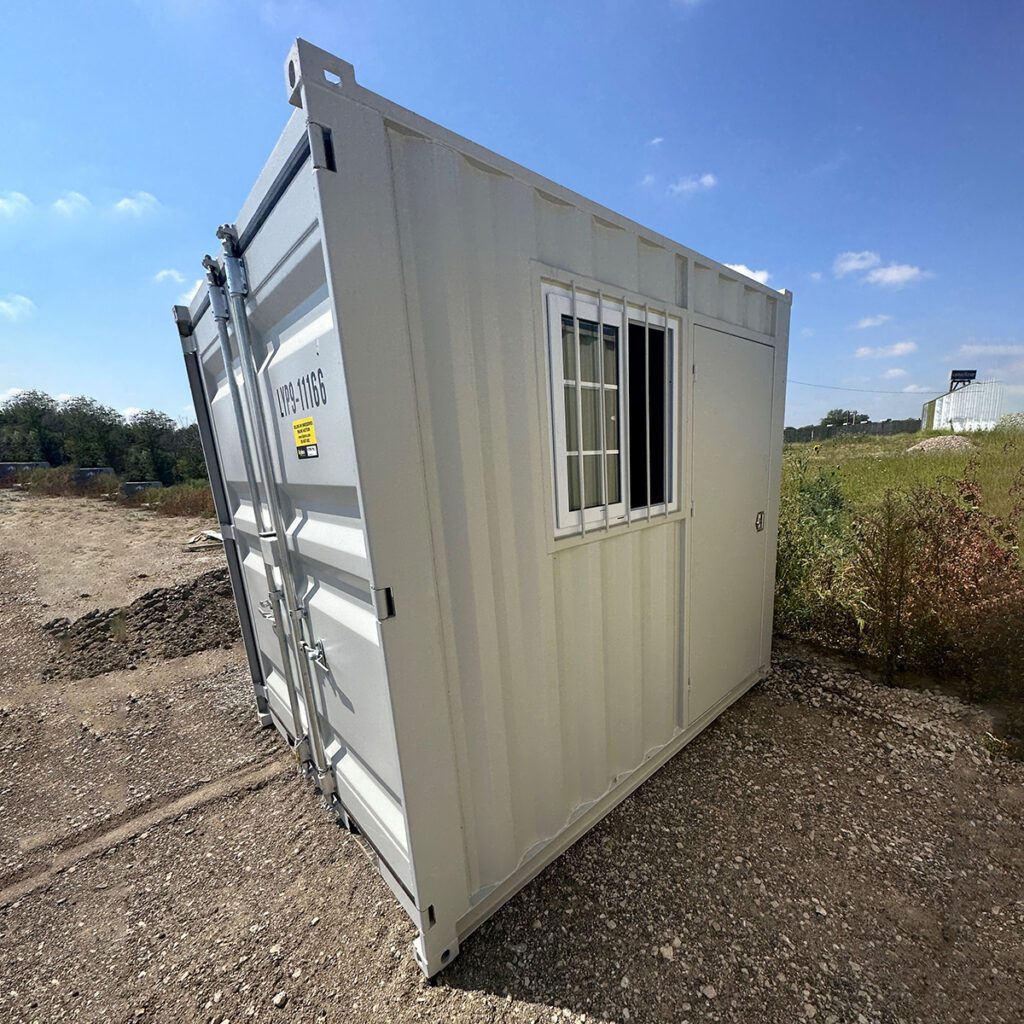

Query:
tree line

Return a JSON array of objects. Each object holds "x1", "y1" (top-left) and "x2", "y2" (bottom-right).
[{"x1": 0, "y1": 390, "x2": 206, "y2": 485}]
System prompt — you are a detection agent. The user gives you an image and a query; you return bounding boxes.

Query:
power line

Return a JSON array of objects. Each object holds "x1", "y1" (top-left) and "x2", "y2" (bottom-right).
[{"x1": 786, "y1": 379, "x2": 943, "y2": 396}]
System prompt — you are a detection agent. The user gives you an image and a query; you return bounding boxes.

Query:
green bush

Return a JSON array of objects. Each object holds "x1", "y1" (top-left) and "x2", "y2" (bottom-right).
[
  {"x1": 130, "y1": 481, "x2": 216, "y2": 518},
  {"x1": 12, "y1": 466, "x2": 214, "y2": 519},
  {"x1": 19, "y1": 465, "x2": 118, "y2": 498},
  {"x1": 777, "y1": 451, "x2": 1024, "y2": 703},
  {"x1": 774, "y1": 460, "x2": 860, "y2": 644}
]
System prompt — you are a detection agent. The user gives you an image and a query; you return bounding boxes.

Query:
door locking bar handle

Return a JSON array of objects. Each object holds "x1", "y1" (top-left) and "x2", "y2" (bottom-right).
[
  {"x1": 300, "y1": 639, "x2": 330, "y2": 672},
  {"x1": 258, "y1": 587, "x2": 286, "y2": 621}
]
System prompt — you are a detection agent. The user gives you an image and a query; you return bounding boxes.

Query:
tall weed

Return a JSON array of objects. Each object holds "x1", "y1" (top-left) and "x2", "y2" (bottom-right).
[{"x1": 774, "y1": 461, "x2": 860, "y2": 643}]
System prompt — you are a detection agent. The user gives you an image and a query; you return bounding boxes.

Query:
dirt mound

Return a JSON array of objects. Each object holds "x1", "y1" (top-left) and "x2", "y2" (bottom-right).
[
  {"x1": 906, "y1": 434, "x2": 976, "y2": 454},
  {"x1": 44, "y1": 568, "x2": 240, "y2": 678}
]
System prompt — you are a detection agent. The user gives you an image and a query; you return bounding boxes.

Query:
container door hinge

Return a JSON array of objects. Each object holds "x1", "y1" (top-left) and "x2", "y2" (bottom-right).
[
  {"x1": 692, "y1": 362, "x2": 697, "y2": 384},
  {"x1": 690, "y1": 499, "x2": 695, "y2": 518},
  {"x1": 308, "y1": 122, "x2": 337, "y2": 172},
  {"x1": 372, "y1": 586, "x2": 396, "y2": 622}
]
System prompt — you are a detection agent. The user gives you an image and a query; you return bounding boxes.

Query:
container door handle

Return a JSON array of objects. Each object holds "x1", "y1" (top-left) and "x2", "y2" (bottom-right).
[{"x1": 755, "y1": 511, "x2": 765, "y2": 532}]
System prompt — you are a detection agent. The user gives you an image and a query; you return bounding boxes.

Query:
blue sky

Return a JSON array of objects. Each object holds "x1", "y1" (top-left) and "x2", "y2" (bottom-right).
[{"x1": 2, "y1": 0, "x2": 1022, "y2": 427}]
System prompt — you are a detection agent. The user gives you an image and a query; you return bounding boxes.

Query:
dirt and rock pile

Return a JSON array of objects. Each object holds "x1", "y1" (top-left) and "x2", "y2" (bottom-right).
[
  {"x1": 906, "y1": 434, "x2": 975, "y2": 454},
  {"x1": 43, "y1": 568, "x2": 240, "y2": 678}
]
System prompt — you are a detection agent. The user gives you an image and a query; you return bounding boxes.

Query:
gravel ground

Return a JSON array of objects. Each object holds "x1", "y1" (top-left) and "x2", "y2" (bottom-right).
[
  {"x1": 0, "y1": 489, "x2": 220, "y2": 623},
  {"x1": 1, "y1": 492, "x2": 1022, "y2": 1024},
  {"x1": 43, "y1": 568, "x2": 240, "y2": 679},
  {"x1": 906, "y1": 435, "x2": 976, "y2": 454}
]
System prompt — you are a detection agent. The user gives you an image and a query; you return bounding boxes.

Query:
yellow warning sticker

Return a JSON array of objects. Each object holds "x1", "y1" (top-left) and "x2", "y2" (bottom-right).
[{"x1": 292, "y1": 417, "x2": 319, "y2": 459}]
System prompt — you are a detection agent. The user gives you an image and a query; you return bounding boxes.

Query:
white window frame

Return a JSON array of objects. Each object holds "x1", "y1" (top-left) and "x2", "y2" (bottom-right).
[{"x1": 545, "y1": 283, "x2": 682, "y2": 537}]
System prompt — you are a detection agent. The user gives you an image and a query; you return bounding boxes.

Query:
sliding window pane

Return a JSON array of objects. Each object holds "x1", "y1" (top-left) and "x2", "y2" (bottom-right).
[
  {"x1": 606, "y1": 454, "x2": 621, "y2": 504},
  {"x1": 583, "y1": 454, "x2": 603, "y2": 508},
  {"x1": 581, "y1": 387, "x2": 601, "y2": 451},
  {"x1": 578, "y1": 320, "x2": 600, "y2": 384},
  {"x1": 603, "y1": 389, "x2": 619, "y2": 451},
  {"x1": 567, "y1": 454, "x2": 606, "y2": 511},
  {"x1": 561, "y1": 316, "x2": 575, "y2": 380},
  {"x1": 603, "y1": 325, "x2": 619, "y2": 384},
  {"x1": 567, "y1": 454, "x2": 580, "y2": 511},
  {"x1": 563, "y1": 386, "x2": 579, "y2": 451}
]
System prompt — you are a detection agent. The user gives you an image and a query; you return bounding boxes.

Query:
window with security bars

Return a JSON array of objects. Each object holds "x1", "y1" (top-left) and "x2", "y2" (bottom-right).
[
  {"x1": 546, "y1": 285, "x2": 680, "y2": 535},
  {"x1": 560, "y1": 314, "x2": 621, "y2": 512}
]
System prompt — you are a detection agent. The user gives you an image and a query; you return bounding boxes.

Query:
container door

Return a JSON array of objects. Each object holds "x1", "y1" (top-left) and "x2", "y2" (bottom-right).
[
  {"x1": 194, "y1": 199, "x2": 413, "y2": 890},
  {"x1": 689, "y1": 327, "x2": 775, "y2": 723}
]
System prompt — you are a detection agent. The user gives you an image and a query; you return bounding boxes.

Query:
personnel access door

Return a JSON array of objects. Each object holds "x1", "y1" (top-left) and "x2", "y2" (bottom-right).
[{"x1": 689, "y1": 326, "x2": 775, "y2": 723}]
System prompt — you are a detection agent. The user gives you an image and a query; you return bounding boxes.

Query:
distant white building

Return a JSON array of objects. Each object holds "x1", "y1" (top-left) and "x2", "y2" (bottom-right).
[{"x1": 922, "y1": 377, "x2": 1003, "y2": 432}]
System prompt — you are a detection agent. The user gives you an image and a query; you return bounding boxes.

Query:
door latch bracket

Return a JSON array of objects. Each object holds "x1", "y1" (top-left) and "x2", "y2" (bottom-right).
[{"x1": 372, "y1": 586, "x2": 396, "y2": 622}]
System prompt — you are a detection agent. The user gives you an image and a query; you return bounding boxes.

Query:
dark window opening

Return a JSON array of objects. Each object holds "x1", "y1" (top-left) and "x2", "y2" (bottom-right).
[{"x1": 627, "y1": 322, "x2": 668, "y2": 509}]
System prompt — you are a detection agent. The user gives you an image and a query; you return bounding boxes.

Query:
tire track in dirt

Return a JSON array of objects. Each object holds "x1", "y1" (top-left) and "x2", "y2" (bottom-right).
[{"x1": 0, "y1": 755, "x2": 292, "y2": 908}]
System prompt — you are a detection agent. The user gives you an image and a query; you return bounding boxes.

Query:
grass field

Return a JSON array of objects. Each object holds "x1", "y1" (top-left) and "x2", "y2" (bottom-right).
[
  {"x1": 776, "y1": 426, "x2": 1024, "y2": 722},
  {"x1": 783, "y1": 427, "x2": 1024, "y2": 522}
]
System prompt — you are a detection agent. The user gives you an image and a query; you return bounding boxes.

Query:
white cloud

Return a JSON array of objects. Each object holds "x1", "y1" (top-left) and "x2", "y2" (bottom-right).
[
  {"x1": 800, "y1": 328, "x2": 815, "y2": 338},
  {"x1": 1, "y1": 386, "x2": 27, "y2": 404},
  {"x1": 724, "y1": 263, "x2": 771, "y2": 285},
  {"x1": 809, "y1": 271, "x2": 823, "y2": 282},
  {"x1": 56, "y1": 392, "x2": 73, "y2": 402},
  {"x1": 122, "y1": 407, "x2": 143, "y2": 419},
  {"x1": 882, "y1": 368, "x2": 907, "y2": 380},
  {"x1": 958, "y1": 343, "x2": 1024, "y2": 357},
  {"x1": 52, "y1": 191, "x2": 91, "y2": 216},
  {"x1": 638, "y1": 173, "x2": 656, "y2": 188},
  {"x1": 833, "y1": 250, "x2": 880, "y2": 277},
  {"x1": 853, "y1": 314, "x2": 891, "y2": 329},
  {"x1": 154, "y1": 268, "x2": 186, "y2": 285},
  {"x1": 855, "y1": 340, "x2": 918, "y2": 359},
  {"x1": 902, "y1": 384, "x2": 930, "y2": 393},
  {"x1": 865, "y1": 263, "x2": 930, "y2": 288},
  {"x1": 648, "y1": 136, "x2": 664, "y2": 146},
  {"x1": 0, "y1": 191, "x2": 32, "y2": 218},
  {"x1": 179, "y1": 279, "x2": 204, "y2": 305},
  {"x1": 114, "y1": 191, "x2": 160, "y2": 217},
  {"x1": 834, "y1": 249, "x2": 931, "y2": 288},
  {"x1": 0, "y1": 294, "x2": 35, "y2": 322},
  {"x1": 667, "y1": 172, "x2": 717, "y2": 196}
]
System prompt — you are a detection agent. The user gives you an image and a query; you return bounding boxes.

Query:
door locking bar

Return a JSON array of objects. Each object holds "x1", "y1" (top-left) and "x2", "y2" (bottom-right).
[
  {"x1": 203, "y1": 257, "x2": 308, "y2": 754},
  {"x1": 216, "y1": 224, "x2": 335, "y2": 801}
]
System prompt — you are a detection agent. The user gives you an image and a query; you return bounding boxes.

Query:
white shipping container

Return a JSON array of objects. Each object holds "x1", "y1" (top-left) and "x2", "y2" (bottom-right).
[
  {"x1": 922, "y1": 380, "x2": 1003, "y2": 432},
  {"x1": 174, "y1": 39, "x2": 791, "y2": 976}
]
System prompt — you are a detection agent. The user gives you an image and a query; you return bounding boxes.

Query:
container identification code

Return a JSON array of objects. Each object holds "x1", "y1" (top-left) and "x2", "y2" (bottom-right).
[
  {"x1": 292, "y1": 417, "x2": 319, "y2": 460},
  {"x1": 276, "y1": 368, "x2": 328, "y2": 418}
]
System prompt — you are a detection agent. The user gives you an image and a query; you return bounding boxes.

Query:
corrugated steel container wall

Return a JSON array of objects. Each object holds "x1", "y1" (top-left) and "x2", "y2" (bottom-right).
[
  {"x1": 384, "y1": 125, "x2": 785, "y2": 907},
  {"x1": 388, "y1": 132, "x2": 689, "y2": 897},
  {"x1": 178, "y1": 39, "x2": 791, "y2": 976}
]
